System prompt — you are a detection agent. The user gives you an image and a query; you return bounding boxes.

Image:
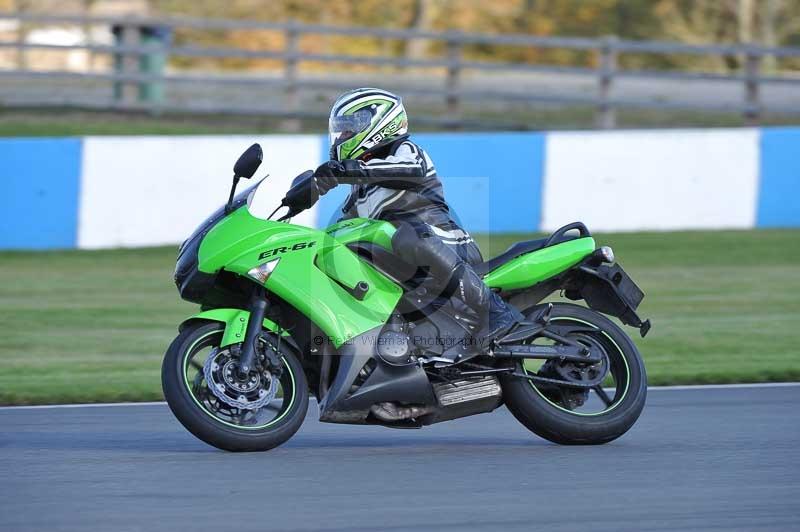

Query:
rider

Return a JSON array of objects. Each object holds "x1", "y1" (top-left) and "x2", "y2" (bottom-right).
[{"x1": 312, "y1": 88, "x2": 521, "y2": 350}]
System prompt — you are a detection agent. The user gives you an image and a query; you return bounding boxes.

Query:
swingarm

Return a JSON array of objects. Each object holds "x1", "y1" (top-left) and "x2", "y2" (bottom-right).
[
  {"x1": 492, "y1": 341, "x2": 603, "y2": 365},
  {"x1": 491, "y1": 304, "x2": 604, "y2": 365},
  {"x1": 451, "y1": 305, "x2": 607, "y2": 388}
]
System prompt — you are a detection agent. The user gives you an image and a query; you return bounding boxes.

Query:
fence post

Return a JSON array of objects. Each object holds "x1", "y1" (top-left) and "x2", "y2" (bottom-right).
[
  {"x1": 112, "y1": 23, "x2": 141, "y2": 106},
  {"x1": 744, "y1": 48, "x2": 762, "y2": 125},
  {"x1": 137, "y1": 25, "x2": 172, "y2": 112},
  {"x1": 282, "y1": 21, "x2": 301, "y2": 132},
  {"x1": 596, "y1": 35, "x2": 618, "y2": 129},
  {"x1": 445, "y1": 34, "x2": 462, "y2": 127},
  {"x1": 15, "y1": 7, "x2": 28, "y2": 70},
  {"x1": 15, "y1": 23, "x2": 26, "y2": 70}
]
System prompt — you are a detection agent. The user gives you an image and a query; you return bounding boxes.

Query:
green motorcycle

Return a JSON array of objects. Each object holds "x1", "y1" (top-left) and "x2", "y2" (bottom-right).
[{"x1": 163, "y1": 143, "x2": 651, "y2": 452}]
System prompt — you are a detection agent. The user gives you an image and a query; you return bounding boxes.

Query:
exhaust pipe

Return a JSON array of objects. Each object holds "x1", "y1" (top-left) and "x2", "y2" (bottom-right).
[{"x1": 370, "y1": 402, "x2": 433, "y2": 422}]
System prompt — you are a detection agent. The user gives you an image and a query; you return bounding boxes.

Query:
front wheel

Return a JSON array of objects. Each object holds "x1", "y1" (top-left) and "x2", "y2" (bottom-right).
[
  {"x1": 162, "y1": 321, "x2": 309, "y2": 452},
  {"x1": 501, "y1": 303, "x2": 647, "y2": 445}
]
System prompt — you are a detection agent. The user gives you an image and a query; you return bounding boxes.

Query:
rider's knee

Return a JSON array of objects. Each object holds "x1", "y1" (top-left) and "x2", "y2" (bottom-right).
[{"x1": 391, "y1": 221, "x2": 431, "y2": 262}]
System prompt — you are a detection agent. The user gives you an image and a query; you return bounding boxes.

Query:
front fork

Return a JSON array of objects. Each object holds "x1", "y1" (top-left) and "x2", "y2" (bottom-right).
[{"x1": 237, "y1": 287, "x2": 269, "y2": 378}]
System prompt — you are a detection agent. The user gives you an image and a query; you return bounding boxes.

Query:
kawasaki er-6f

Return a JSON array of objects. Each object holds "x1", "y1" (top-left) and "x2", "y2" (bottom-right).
[{"x1": 163, "y1": 144, "x2": 651, "y2": 451}]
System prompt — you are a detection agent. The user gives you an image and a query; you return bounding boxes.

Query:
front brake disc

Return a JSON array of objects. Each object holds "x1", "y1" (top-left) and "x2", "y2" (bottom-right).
[{"x1": 203, "y1": 348, "x2": 278, "y2": 411}]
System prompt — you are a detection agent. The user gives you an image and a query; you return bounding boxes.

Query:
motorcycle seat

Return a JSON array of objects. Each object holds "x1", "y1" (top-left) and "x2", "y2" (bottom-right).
[
  {"x1": 472, "y1": 238, "x2": 549, "y2": 277},
  {"x1": 472, "y1": 222, "x2": 591, "y2": 277}
]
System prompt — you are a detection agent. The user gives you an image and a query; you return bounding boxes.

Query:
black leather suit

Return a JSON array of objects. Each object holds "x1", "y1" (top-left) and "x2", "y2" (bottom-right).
[{"x1": 331, "y1": 136, "x2": 513, "y2": 334}]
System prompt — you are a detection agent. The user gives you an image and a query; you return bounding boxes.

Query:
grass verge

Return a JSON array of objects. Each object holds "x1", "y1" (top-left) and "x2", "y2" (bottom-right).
[
  {"x1": 1, "y1": 108, "x2": 799, "y2": 137},
  {"x1": 1, "y1": 229, "x2": 798, "y2": 405}
]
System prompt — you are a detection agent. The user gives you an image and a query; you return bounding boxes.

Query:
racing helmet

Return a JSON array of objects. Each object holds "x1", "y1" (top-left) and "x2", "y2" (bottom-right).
[{"x1": 328, "y1": 88, "x2": 408, "y2": 161}]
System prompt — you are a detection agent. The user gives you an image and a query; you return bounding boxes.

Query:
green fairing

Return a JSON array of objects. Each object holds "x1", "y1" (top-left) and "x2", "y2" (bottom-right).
[
  {"x1": 183, "y1": 308, "x2": 282, "y2": 347},
  {"x1": 324, "y1": 217, "x2": 396, "y2": 250},
  {"x1": 483, "y1": 237, "x2": 596, "y2": 291},
  {"x1": 198, "y1": 208, "x2": 402, "y2": 347}
]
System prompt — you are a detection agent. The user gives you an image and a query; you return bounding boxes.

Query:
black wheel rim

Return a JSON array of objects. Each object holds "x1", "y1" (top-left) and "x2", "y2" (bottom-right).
[
  {"x1": 521, "y1": 317, "x2": 631, "y2": 416},
  {"x1": 181, "y1": 330, "x2": 297, "y2": 430}
]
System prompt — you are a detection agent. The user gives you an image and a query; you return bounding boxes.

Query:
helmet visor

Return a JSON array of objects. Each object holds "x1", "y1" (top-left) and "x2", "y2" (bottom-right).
[{"x1": 329, "y1": 108, "x2": 373, "y2": 149}]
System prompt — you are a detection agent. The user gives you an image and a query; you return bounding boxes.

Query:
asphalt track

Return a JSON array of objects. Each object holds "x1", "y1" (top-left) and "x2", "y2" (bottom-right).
[{"x1": 1, "y1": 385, "x2": 798, "y2": 532}]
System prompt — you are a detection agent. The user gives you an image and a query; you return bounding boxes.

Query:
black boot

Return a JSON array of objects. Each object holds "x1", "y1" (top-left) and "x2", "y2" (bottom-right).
[
  {"x1": 478, "y1": 290, "x2": 523, "y2": 345},
  {"x1": 456, "y1": 264, "x2": 523, "y2": 348}
]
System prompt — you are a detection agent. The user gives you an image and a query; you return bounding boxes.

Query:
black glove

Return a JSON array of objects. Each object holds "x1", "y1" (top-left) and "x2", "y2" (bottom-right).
[
  {"x1": 313, "y1": 160, "x2": 345, "y2": 195},
  {"x1": 337, "y1": 159, "x2": 366, "y2": 184}
]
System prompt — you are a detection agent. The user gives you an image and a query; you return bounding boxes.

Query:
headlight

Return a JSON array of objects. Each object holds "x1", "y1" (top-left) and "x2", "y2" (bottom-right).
[{"x1": 247, "y1": 258, "x2": 280, "y2": 284}]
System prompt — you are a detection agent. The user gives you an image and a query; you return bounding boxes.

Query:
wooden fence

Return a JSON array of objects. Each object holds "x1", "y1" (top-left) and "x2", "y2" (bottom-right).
[{"x1": 1, "y1": 12, "x2": 799, "y2": 128}]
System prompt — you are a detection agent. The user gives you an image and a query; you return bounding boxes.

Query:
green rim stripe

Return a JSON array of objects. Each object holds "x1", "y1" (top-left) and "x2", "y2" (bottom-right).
[
  {"x1": 524, "y1": 316, "x2": 631, "y2": 417},
  {"x1": 181, "y1": 331, "x2": 297, "y2": 430}
]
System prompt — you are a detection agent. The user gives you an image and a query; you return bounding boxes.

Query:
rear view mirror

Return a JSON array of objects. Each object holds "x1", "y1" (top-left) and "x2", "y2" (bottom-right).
[
  {"x1": 290, "y1": 172, "x2": 309, "y2": 187},
  {"x1": 233, "y1": 143, "x2": 263, "y2": 179}
]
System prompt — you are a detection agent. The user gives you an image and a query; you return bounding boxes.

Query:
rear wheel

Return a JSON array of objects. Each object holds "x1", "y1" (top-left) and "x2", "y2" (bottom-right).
[
  {"x1": 501, "y1": 303, "x2": 646, "y2": 445},
  {"x1": 162, "y1": 321, "x2": 308, "y2": 452}
]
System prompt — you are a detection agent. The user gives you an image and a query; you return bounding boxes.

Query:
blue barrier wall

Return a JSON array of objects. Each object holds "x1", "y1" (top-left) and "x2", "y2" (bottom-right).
[
  {"x1": 758, "y1": 128, "x2": 800, "y2": 228},
  {"x1": 0, "y1": 138, "x2": 82, "y2": 249},
  {"x1": 2, "y1": 128, "x2": 798, "y2": 250},
  {"x1": 415, "y1": 132, "x2": 544, "y2": 233}
]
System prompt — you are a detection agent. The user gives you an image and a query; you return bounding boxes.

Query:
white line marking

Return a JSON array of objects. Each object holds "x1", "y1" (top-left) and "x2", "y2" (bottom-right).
[
  {"x1": 646, "y1": 382, "x2": 800, "y2": 391},
  {"x1": 0, "y1": 401, "x2": 167, "y2": 411},
  {"x1": 0, "y1": 382, "x2": 798, "y2": 411}
]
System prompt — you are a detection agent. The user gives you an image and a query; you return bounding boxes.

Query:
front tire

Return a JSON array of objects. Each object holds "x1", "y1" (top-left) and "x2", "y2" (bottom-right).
[
  {"x1": 162, "y1": 321, "x2": 309, "y2": 452},
  {"x1": 501, "y1": 303, "x2": 647, "y2": 445}
]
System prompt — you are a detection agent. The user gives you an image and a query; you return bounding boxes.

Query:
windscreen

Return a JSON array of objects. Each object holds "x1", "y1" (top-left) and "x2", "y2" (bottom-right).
[
  {"x1": 246, "y1": 177, "x2": 276, "y2": 220},
  {"x1": 179, "y1": 179, "x2": 262, "y2": 254}
]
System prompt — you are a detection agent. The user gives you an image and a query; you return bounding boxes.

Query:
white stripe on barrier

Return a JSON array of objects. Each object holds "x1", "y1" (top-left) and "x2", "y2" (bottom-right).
[
  {"x1": 541, "y1": 128, "x2": 760, "y2": 232},
  {"x1": 77, "y1": 135, "x2": 322, "y2": 249}
]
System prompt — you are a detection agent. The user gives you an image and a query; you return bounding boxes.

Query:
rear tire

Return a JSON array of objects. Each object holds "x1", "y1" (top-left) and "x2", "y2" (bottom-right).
[
  {"x1": 162, "y1": 321, "x2": 309, "y2": 452},
  {"x1": 501, "y1": 303, "x2": 646, "y2": 445}
]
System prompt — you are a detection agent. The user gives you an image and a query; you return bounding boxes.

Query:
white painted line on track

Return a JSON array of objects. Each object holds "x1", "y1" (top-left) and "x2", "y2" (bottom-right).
[
  {"x1": 646, "y1": 382, "x2": 800, "y2": 391},
  {"x1": 0, "y1": 401, "x2": 167, "y2": 410},
  {"x1": 0, "y1": 382, "x2": 798, "y2": 410}
]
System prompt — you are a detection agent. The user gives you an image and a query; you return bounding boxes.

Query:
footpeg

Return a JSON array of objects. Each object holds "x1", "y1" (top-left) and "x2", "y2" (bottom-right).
[
  {"x1": 530, "y1": 303, "x2": 553, "y2": 325},
  {"x1": 418, "y1": 355, "x2": 458, "y2": 367}
]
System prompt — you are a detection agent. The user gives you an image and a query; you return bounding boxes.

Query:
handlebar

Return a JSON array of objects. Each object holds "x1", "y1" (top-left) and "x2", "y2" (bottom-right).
[{"x1": 278, "y1": 170, "x2": 318, "y2": 221}]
